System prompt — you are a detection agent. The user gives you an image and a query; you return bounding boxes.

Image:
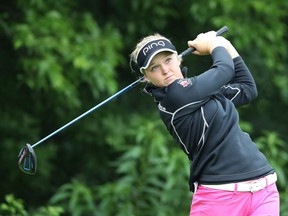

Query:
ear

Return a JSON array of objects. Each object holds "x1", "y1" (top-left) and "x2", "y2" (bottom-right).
[
  {"x1": 144, "y1": 76, "x2": 150, "y2": 83},
  {"x1": 177, "y1": 56, "x2": 182, "y2": 66}
]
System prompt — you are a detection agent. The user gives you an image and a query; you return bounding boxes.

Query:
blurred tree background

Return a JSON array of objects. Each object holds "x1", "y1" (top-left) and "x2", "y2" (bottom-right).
[{"x1": 0, "y1": 0, "x2": 287, "y2": 215}]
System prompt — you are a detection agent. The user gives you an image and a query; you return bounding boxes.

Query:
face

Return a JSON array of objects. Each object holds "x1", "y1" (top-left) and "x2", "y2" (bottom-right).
[{"x1": 144, "y1": 52, "x2": 183, "y2": 87}]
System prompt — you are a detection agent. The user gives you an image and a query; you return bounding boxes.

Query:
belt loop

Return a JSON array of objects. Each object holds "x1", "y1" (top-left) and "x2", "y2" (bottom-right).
[
  {"x1": 234, "y1": 183, "x2": 238, "y2": 194},
  {"x1": 194, "y1": 182, "x2": 199, "y2": 193},
  {"x1": 265, "y1": 177, "x2": 268, "y2": 187}
]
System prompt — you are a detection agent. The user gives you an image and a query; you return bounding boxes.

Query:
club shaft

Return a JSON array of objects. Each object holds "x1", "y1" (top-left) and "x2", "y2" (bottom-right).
[
  {"x1": 32, "y1": 77, "x2": 144, "y2": 148},
  {"x1": 31, "y1": 26, "x2": 228, "y2": 148}
]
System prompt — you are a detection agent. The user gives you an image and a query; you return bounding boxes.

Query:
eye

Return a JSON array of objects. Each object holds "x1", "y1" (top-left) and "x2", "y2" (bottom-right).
[
  {"x1": 165, "y1": 57, "x2": 172, "y2": 64},
  {"x1": 151, "y1": 65, "x2": 159, "y2": 72}
]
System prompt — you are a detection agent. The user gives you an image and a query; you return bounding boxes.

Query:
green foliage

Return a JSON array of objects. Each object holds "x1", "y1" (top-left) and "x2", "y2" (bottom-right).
[
  {"x1": 49, "y1": 179, "x2": 96, "y2": 216},
  {"x1": 30, "y1": 206, "x2": 64, "y2": 216},
  {"x1": 0, "y1": 0, "x2": 123, "y2": 206},
  {"x1": 0, "y1": 0, "x2": 288, "y2": 214},
  {"x1": 280, "y1": 190, "x2": 288, "y2": 216},
  {"x1": 0, "y1": 194, "x2": 64, "y2": 216},
  {"x1": 274, "y1": 75, "x2": 288, "y2": 104},
  {"x1": 255, "y1": 131, "x2": 288, "y2": 189},
  {"x1": 0, "y1": 194, "x2": 27, "y2": 216},
  {"x1": 190, "y1": 0, "x2": 287, "y2": 61},
  {"x1": 96, "y1": 114, "x2": 191, "y2": 216},
  {"x1": 10, "y1": 0, "x2": 123, "y2": 107}
]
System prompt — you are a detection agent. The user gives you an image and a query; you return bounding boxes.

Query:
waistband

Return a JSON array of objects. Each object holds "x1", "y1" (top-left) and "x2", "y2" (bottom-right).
[{"x1": 200, "y1": 173, "x2": 277, "y2": 193}]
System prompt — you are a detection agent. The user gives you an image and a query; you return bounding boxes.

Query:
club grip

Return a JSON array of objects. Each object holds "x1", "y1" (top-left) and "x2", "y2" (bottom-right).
[
  {"x1": 179, "y1": 26, "x2": 229, "y2": 58},
  {"x1": 216, "y1": 26, "x2": 229, "y2": 36}
]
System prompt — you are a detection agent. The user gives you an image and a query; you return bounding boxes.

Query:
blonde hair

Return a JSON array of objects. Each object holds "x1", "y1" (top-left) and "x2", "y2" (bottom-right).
[
  {"x1": 130, "y1": 33, "x2": 182, "y2": 74},
  {"x1": 130, "y1": 33, "x2": 169, "y2": 64}
]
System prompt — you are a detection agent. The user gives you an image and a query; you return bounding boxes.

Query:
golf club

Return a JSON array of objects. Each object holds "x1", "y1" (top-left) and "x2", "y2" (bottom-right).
[{"x1": 18, "y1": 26, "x2": 228, "y2": 175}]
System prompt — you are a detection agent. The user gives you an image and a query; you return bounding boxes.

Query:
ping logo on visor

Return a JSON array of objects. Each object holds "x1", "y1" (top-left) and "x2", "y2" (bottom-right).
[{"x1": 136, "y1": 38, "x2": 177, "y2": 73}]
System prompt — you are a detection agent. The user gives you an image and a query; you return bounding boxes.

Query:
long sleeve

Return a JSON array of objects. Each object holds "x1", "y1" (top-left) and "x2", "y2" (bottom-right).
[{"x1": 219, "y1": 56, "x2": 258, "y2": 106}]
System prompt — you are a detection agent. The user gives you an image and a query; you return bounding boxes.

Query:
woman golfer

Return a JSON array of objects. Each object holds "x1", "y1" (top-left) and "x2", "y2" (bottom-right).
[{"x1": 130, "y1": 31, "x2": 280, "y2": 215}]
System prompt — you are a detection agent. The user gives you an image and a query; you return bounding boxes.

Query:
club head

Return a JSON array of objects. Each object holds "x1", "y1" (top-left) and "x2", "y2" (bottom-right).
[{"x1": 18, "y1": 143, "x2": 37, "y2": 175}]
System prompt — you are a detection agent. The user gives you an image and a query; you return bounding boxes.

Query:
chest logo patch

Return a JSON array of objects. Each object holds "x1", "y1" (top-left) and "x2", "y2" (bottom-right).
[{"x1": 178, "y1": 79, "x2": 191, "y2": 88}]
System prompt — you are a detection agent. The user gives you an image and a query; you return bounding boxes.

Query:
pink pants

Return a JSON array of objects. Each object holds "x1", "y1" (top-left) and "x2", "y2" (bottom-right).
[{"x1": 190, "y1": 183, "x2": 279, "y2": 216}]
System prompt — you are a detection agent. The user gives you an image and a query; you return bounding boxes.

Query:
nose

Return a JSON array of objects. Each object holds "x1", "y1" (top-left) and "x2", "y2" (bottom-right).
[{"x1": 161, "y1": 64, "x2": 169, "y2": 75}]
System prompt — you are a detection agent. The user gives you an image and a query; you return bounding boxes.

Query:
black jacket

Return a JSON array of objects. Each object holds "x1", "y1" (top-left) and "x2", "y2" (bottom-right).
[{"x1": 145, "y1": 47, "x2": 274, "y2": 191}]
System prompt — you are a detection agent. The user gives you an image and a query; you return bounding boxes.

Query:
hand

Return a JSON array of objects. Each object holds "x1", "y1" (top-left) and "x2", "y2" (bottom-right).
[{"x1": 187, "y1": 31, "x2": 230, "y2": 55}]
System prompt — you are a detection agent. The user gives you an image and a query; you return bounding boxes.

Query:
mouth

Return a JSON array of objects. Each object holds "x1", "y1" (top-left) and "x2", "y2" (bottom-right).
[{"x1": 165, "y1": 75, "x2": 174, "y2": 81}]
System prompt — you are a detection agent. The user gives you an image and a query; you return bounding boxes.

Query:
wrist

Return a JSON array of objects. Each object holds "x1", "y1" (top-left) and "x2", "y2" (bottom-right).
[
  {"x1": 226, "y1": 45, "x2": 239, "y2": 58},
  {"x1": 209, "y1": 43, "x2": 225, "y2": 54},
  {"x1": 208, "y1": 37, "x2": 228, "y2": 54}
]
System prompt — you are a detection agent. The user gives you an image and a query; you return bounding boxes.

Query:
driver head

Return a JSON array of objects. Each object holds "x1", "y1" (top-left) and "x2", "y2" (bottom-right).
[{"x1": 18, "y1": 143, "x2": 37, "y2": 175}]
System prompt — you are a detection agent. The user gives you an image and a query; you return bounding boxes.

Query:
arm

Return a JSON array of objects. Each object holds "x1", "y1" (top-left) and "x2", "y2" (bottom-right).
[
  {"x1": 185, "y1": 32, "x2": 235, "y2": 100},
  {"x1": 219, "y1": 56, "x2": 258, "y2": 106},
  {"x1": 186, "y1": 32, "x2": 257, "y2": 106},
  {"x1": 194, "y1": 47, "x2": 235, "y2": 99},
  {"x1": 188, "y1": 32, "x2": 257, "y2": 106},
  {"x1": 219, "y1": 42, "x2": 258, "y2": 106}
]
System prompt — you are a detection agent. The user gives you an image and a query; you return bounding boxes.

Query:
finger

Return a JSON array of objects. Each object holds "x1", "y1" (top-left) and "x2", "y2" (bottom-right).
[
  {"x1": 191, "y1": 50, "x2": 200, "y2": 55},
  {"x1": 196, "y1": 33, "x2": 204, "y2": 39},
  {"x1": 187, "y1": 40, "x2": 197, "y2": 47}
]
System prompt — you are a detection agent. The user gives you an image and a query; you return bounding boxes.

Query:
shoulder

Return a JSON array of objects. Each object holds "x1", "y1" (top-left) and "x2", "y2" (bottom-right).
[{"x1": 169, "y1": 77, "x2": 196, "y2": 89}]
